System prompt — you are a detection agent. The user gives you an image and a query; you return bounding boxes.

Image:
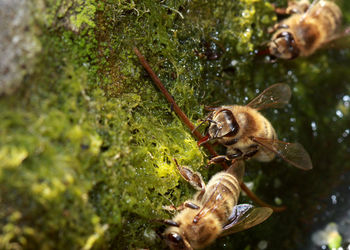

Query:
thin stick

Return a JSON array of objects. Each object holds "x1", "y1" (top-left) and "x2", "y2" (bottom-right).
[
  {"x1": 133, "y1": 48, "x2": 202, "y2": 139},
  {"x1": 241, "y1": 184, "x2": 286, "y2": 212},
  {"x1": 133, "y1": 47, "x2": 286, "y2": 212}
]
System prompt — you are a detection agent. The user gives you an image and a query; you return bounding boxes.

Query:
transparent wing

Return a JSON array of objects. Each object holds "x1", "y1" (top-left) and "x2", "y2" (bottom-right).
[
  {"x1": 193, "y1": 161, "x2": 244, "y2": 223},
  {"x1": 192, "y1": 176, "x2": 232, "y2": 223},
  {"x1": 250, "y1": 136, "x2": 313, "y2": 170},
  {"x1": 220, "y1": 206, "x2": 273, "y2": 236},
  {"x1": 320, "y1": 27, "x2": 350, "y2": 49},
  {"x1": 300, "y1": 0, "x2": 321, "y2": 21},
  {"x1": 246, "y1": 83, "x2": 291, "y2": 111}
]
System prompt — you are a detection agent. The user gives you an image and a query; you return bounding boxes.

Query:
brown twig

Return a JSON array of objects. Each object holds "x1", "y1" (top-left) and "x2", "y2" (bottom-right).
[
  {"x1": 133, "y1": 47, "x2": 286, "y2": 212},
  {"x1": 133, "y1": 48, "x2": 203, "y2": 141},
  {"x1": 241, "y1": 183, "x2": 286, "y2": 212}
]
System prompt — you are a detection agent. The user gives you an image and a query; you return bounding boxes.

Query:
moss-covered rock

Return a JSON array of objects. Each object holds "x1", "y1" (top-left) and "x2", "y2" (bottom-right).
[{"x1": 1, "y1": 0, "x2": 350, "y2": 249}]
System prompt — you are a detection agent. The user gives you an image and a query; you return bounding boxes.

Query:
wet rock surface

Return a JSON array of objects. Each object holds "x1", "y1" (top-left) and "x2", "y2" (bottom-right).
[
  {"x1": 0, "y1": 0, "x2": 41, "y2": 95},
  {"x1": 0, "y1": 0, "x2": 350, "y2": 249}
]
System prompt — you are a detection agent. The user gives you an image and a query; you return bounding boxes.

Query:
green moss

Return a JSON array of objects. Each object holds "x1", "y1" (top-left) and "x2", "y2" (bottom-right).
[
  {"x1": 37, "y1": 0, "x2": 96, "y2": 32},
  {"x1": 1, "y1": 0, "x2": 350, "y2": 249},
  {"x1": 69, "y1": 0, "x2": 96, "y2": 30}
]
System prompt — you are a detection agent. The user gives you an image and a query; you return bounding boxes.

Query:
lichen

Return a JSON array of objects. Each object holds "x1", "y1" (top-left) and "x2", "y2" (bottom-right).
[{"x1": 1, "y1": 0, "x2": 350, "y2": 249}]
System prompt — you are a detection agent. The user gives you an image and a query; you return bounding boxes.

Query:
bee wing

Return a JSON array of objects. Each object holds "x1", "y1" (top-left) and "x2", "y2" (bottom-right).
[
  {"x1": 250, "y1": 136, "x2": 313, "y2": 170},
  {"x1": 220, "y1": 204, "x2": 272, "y2": 236},
  {"x1": 246, "y1": 83, "x2": 291, "y2": 111},
  {"x1": 300, "y1": 0, "x2": 326, "y2": 22},
  {"x1": 193, "y1": 162, "x2": 244, "y2": 222},
  {"x1": 320, "y1": 27, "x2": 350, "y2": 49}
]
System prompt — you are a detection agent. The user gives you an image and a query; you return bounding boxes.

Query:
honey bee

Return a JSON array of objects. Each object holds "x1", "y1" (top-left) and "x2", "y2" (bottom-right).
[
  {"x1": 195, "y1": 83, "x2": 313, "y2": 170},
  {"x1": 161, "y1": 160, "x2": 272, "y2": 249},
  {"x1": 268, "y1": 0, "x2": 343, "y2": 59}
]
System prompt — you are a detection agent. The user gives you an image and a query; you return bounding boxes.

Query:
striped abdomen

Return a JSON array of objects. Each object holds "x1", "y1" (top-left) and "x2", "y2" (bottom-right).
[
  {"x1": 258, "y1": 114, "x2": 276, "y2": 140},
  {"x1": 197, "y1": 172, "x2": 241, "y2": 225},
  {"x1": 295, "y1": 1, "x2": 342, "y2": 53},
  {"x1": 310, "y1": 1, "x2": 342, "y2": 37}
]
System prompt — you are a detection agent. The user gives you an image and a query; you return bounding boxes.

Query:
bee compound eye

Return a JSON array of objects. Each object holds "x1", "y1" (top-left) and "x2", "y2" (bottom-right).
[
  {"x1": 167, "y1": 232, "x2": 183, "y2": 243},
  {"x1": 220, "y1": 109, "x2": 239, "y2": 137},
  {"x1": 281, "y1": 32, "x2": 295, "y2": 45}
]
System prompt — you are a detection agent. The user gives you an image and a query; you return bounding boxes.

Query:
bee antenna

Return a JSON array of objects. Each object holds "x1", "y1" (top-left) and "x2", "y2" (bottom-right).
[
  {"x1": 191, "y1": 119, "x2": 207, "y2": 133},
  {"x1": 153, "y1": 219, "x2": 180, "y2": 227},
  {"x1": 191, "y1": 112, "x2": 214, "y2": 133}
]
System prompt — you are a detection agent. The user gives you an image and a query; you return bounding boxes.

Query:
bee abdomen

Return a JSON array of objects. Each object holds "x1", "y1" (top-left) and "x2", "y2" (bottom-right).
[
  {"x1": 312, "y1": 1, "x2": 342, "y2": 36},
  {"x1": 207, "y1": 173, "x2": 240, "y2": 198},
  {"x1": 204, "y1": 173, "x2": 241, "y2": 222},
  {"x1": 261, "y1": 119, "x2": 275, "y2": 139}
]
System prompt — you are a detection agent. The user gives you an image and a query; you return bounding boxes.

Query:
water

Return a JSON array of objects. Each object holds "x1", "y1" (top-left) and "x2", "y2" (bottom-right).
[{"x1": 301, "y1": 172, "x2": 350, "y2": 250}]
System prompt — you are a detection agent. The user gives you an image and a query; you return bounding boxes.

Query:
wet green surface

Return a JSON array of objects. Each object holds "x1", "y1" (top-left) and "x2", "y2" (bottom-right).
[{"x1": 0, "y1": 0, "x2": 350, "y2": 249}]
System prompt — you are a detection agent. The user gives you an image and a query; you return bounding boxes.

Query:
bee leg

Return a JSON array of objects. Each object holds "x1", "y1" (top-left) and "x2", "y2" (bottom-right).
[
  {"x1": 272, "y1": 5, "x2": 290, "y2": 15},
  {"x1": 162, "y1": 204, "x2": 177, "y2": 212},
  {"x1": 183, "y1": 202, "x2": 200, "y2": 210},
  {"x1": 173, "y1": 159, "x2": 206, "y2": 192},
  {"x1": 268, "y1": 23, "x2": 290, "y2": 34},
  {"x1": 271, "y1": 3, "x2": 294, "y2": 15},
  {"x1": 170, "y1": 159, "x2": 206, "y2": 202},
  {"x1": 272, "y1": 1, "x2": 308, "y2": 15},
  {"x1": 285, "y1": 7, "x2": 303, "y2": 14},
  {"x1": 153, "y1": 219, "x2": 180, "y2": 227},
  {"x1": 207, "y1": 155, "x2": 230, "y2": 165},
  {"x1": 208, "y1": 151, "x2": 243, "y2": 165},
  {"x1": 163, "y1": 202, "x2": 200, "y2": 212},
  {"x1": 243, "y1": 145, "x2": 259, "y2": 160}
]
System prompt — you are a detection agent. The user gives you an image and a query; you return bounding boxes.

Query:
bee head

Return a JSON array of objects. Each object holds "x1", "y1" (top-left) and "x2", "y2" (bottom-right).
[
  {"x1": 163, "y1": 212, "x2": 221, "y2": 249},
  {"x1": 208, "y1": 109, "x2": 239, "y2": 140},
  {"x1": 165, "y1": 231, "x2": 191, "y2": 250},
  {"x1": 268, "y1": 31, "x2": 300, "y2": 60}
]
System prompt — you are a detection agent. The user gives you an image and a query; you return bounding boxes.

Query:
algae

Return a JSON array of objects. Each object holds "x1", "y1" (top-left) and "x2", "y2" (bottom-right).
[{"x1": 0, "y1": 0, "x2": 350, "y2": 249}]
